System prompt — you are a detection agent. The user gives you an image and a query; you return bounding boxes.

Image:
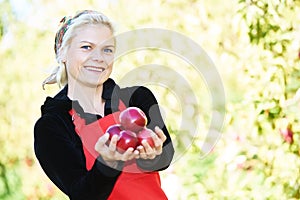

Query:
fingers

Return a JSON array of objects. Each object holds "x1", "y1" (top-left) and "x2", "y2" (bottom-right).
[
  {"x1": 136, "y1": 145, "x2": 148, "y2": 159},
  {"x1": 95, "y1": 133, "x2": 109, "y2": 152},
  {"x1": 108, "y1": 135, "x2": 118, "y2": 152},
  {"x1": 95, "y1": 134, "x2": 119, "y2": 161},
  {"x1": 95, "y1": 134, "x2": 139, "y2": 162},
  {"x1": 154, "y1": 126, "x2": 167, "y2": 142},
  {"x1": 153, "y1": 126, "x2": 165, "y2": 155},
  {"x1": 120, "y1": 147, "x2": 139, "y2": 161},
  {"x1": 138, "y1": 141, "x2": 156, "y2": 159},
  {"x1": 135, "y1": 126, "x2": 166, "y2": 159},
  {"x1": 142, "y1": 141, "x2": 156, "y2": 159}
]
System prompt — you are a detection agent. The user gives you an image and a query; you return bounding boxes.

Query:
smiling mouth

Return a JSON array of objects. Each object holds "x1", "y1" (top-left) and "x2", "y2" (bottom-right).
[{"x1": 84, "y1": 66, "x2": 105, "y2": 72}]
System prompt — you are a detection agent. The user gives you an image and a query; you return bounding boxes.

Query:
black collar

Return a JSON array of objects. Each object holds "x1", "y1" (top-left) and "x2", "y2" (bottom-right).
[{"x1": 54, "y1": 78, "x2": 121, "y2": 123}]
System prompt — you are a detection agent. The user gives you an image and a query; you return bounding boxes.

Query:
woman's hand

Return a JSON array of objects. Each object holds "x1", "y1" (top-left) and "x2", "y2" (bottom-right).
[
  {"x1": 137, "y1": 126, "x2": 167, "y2": 160},
  {"x1": 95, "y1": 133, "x2": 140, "y2": 166}
]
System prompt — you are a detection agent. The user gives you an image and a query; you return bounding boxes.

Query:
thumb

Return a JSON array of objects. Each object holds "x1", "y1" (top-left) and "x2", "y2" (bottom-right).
[{"x1": 95, "y1": 133, "x2": 109, "y2": 151}]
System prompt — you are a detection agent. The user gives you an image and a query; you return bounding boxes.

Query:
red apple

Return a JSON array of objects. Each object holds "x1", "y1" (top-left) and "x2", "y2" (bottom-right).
[
  {"x1": 137, "y1": 127, "x2": 155, "y2": 148},
  {"x1": 116, "y1": 130, "x2": 138, "y2": 153},
  {"x1": 119, "y1": 107, "x2": 148, "y2": 132},
  {"x1": 105, "y1": 124, "x2": 123, "y2": 145}
]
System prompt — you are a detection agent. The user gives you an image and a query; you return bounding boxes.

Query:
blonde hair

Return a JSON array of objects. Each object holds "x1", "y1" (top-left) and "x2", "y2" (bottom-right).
[{"x1": 42, "y1": 10, "x2": 115, "y2": 89}]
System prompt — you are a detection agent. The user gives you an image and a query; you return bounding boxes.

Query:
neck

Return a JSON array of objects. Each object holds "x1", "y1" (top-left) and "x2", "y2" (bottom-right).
[{"x1": 67, "y1": 81, "x2": 105, "y2": 115}]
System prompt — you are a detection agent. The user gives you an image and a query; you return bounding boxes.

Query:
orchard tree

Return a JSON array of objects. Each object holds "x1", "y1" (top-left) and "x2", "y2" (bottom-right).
[{"x1": 237, "y1": 0, "x2": 300, "y2": 198}]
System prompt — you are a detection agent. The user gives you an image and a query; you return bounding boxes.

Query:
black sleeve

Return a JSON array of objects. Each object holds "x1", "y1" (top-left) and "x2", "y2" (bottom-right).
[
  {"x1": 120, "y1": 86, "x2": 175, "y2": 171},
  {"x1": 34, "y1": 114, "x2": 121, "y2": 200}
]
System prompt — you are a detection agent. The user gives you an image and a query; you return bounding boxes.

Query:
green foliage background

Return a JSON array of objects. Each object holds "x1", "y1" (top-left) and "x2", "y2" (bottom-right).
[{"x1": 0, "y1": 0, "x2": 299, "y2": 199}]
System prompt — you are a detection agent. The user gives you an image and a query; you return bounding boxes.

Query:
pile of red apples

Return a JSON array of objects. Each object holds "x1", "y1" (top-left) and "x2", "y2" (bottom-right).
[{"x1": 106, "y1": 107, "x2": 155, "y2": 153}]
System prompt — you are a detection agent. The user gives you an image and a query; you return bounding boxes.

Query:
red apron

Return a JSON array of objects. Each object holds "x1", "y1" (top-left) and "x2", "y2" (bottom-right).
[{"x1": 69, "y1": 100, "x2": 168, "y2": 200}]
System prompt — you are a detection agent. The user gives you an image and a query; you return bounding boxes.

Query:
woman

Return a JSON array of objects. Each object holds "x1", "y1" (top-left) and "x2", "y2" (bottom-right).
[{"x1": 34, "y1": 10, "x2": 174, "y2": 200}]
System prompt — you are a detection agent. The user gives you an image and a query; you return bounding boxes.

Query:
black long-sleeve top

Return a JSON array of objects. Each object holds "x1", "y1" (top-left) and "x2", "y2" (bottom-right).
[{"x1": 34, "y1": 78, "x2": 174, "y2": 200}]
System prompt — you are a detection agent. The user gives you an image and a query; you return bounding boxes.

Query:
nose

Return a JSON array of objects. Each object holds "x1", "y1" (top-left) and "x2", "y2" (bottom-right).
[{"x1": 91, "y1": 49, "x2": 104, "y2": 62}]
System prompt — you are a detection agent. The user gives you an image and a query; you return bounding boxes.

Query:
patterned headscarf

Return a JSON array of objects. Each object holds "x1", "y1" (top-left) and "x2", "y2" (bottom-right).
[
  {"x1": 54, "y1": 10, "x2": 96, "y2": 56},
  {"x1": 54, "y1": 16, "x2": 72, "y2": 56}
]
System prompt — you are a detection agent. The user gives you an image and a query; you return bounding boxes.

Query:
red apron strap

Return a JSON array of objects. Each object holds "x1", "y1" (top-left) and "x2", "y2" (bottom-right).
[
  {"x1": 118, "y1": 99, "x2": 126, "y2": 111},
  {"x1": 69, "y1": 99, "x2": 127, "y2": 170},
  {"x1": 69, "y1": 109, "x2": 121, "y2": 170}
]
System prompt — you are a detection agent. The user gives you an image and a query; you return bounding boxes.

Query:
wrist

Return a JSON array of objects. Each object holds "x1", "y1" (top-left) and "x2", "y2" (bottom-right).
[{"x1": 104, "y1": 160, "x2": 118, "y2": 168}]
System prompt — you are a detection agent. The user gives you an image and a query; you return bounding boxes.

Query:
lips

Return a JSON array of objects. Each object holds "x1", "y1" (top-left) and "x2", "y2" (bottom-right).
[{"x1": 84, "y1": 66, "x2": 105, "y2": 72}]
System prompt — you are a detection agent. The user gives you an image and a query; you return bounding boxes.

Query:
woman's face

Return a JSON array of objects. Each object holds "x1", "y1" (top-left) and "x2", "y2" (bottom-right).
[{"x1": 64, "y1": 24, "x2": 115, "y2": 88}]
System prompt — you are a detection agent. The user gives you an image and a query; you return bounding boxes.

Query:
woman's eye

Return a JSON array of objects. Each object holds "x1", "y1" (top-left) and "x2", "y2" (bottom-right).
[
  {"x1": 103, "y1": 48, "x2": 114, "y2": 53},
  {"x1": 81, "y1": 45, "x2": 91, "y2": 50}
]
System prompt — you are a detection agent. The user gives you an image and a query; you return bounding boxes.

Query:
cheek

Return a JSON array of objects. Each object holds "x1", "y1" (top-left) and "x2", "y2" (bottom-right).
[
  {"x1": 103, "y1": 54, "x2": 115, "y2": 65},
  {"x1": 64, "y1": 59, "x2": 79, "y2": 78},
  {"x1": 65, "y1": 58, "x2": 74, "y2": 71},
  {"x1": 65, "y1": 51, "x2": 83, "y2": 70},
  {"x1": 108, "y1": 60, "x2": 114, "y2": 68}
]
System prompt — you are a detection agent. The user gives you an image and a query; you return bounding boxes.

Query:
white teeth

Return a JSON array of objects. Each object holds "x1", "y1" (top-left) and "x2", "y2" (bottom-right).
[{"x1": 85, "y1": 66, "x2": 104, "y2": 72}]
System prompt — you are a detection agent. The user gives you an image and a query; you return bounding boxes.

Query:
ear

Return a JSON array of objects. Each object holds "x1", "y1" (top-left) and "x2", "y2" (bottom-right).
[{"x1": 61, "y1": 55, "x2": 67, "y2": 63}]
